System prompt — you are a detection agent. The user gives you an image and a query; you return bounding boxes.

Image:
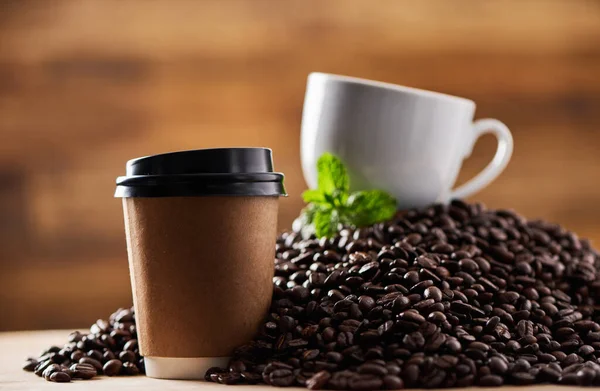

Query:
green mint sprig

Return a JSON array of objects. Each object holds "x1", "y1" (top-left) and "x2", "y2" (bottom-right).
[{"x1": 300, "y1": 153, "x2": 397, "y2": 238}]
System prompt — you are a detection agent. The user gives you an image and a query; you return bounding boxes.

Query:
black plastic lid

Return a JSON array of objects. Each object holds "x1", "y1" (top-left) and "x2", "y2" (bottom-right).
[{"x1": 115, "y1": 148, "x2": 286, "y2": 197}]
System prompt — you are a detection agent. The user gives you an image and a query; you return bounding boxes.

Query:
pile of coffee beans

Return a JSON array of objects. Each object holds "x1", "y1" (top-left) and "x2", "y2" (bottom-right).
[
  {"x1": 206, "y1": 201, "x2": 600, "y2": 389},
  {"x1": 25, "y1": 201, "x2": 600, "y2": 389},
  {"x1": 23, "y1": 307, "x2": 143, "y2": 382}
]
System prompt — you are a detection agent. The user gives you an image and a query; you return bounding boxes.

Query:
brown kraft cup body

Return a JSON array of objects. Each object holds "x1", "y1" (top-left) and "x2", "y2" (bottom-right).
[
  {"x1": 123, "y1": 196, "x2": 278, "y2": 358},
  {"x1": 115, "y1": 148, "x2": 286, "y2": 379}
]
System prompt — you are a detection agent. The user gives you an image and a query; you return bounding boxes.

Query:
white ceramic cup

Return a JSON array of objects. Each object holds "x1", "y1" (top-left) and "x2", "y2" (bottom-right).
[{"x1": 301, "y1": 72, "x2": 513, "y2": 209}]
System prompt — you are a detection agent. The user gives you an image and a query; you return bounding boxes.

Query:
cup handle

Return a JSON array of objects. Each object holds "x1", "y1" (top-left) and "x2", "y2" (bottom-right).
[{"x1": 449, "y1": 118, "x2": 514, "y2": 200}]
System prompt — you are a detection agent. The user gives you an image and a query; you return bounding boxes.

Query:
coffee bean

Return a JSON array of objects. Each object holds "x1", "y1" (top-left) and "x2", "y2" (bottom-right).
[
  {"x1": 357, "y1": 296, "x2": 375, "y2": 313},
  {"x1": 309, "y1": 272, "x2": 327, "y2": 287},
  {"x1": 517, "y1": 320, "x2": 534, "y2": 337},
  {"x1": 78, "y1": 356, "x2": 103, "y2": 372},
  {"x1": 68, "y1": 331, "x2": 84, "y2": 343},
  {"x1": 306, "y1": 371, "x2": 331, "y2": 390},
  {"x1": 484, "y1": 316, "x2": 500, "y2": 332},
  {"x1": 228, "y1": 360, "x2": 246, "y2": 373},
  {"x1": 579, "y1": 345, "x2": 595, "y2": 356},
  {"x1": 488, "y1": 356, "x2": 508, "y2": 374},
  {"x1": 68, "y1": 350, "x2": 83, "y2": 362},
  {"x1": 123, "y1": 339, "x2": 138, "y2": 351},
  {"x1": 237, "y1": 371, "x2": 260, "y2": 384},
  {"x1": 576, "y1": 367, "x2": 596, "y2": 386},
  {"x1": 42, "y1": 363, "x2": 62, "y2": 380},
  {"x1": 118, "y1": 350, "x2": 136, "y2": 363},
  {"x1": 539, "y1": 366, "x2": 561, "y2": 381},
  {"x1": 33, "y1": 360, "x2": 52, "y2": 377},
  {"x1": 325, "y1": 352, "x2": 344, "y2": 363},
  {"x1": 270, "y1": 369, "x2": 295, "y2": 386},
  {"x1": 87, "y1": 349, "x2": 103, "y2": 362},
  {"x1": 450, "y1": 301, "x2": 473, "y2": 314},
  {"x1": 377, "y1": 320, "x2": 394, "y2": 336},
  {"x1": 121, "y1": 361, "x2": 139, "y2": 376},
  {"x1": 103, "y1": 359, "x2": 122, "y2": 376},
  {"x1": 49, "y1": 371, "x2": 71, "y2": 383},
  {"x1": 423, "y1": 286, "x2": 442, "y2": 302},
  {"x1": 303, "y1": 349, "x2": 320, "y2": 361},
  {"x1": 434, "y1": 355, "x2": 458, "y2": 369},
  {"x1": 349, "y1": 375, "x2": 383, "y2": 390},
  {"x1": 458, "y1": 258, "x2": 479, "y2": 273},
  {"x1": 479, "y1": 374, "x2": 503, "y2": 386},
  {"x1": 102, "y1": 349, "x2": 116, "y2": 361},
  {"x1": 398, "y1": 311, "x2": 425, "y2": 324},
  {"x1": 357, "y1": 363, "x2": 388, "y2": 376},
  {"x1": 427, "y1": 311, "x2": 446, "y2": 323},
  {"x1": 205, "y1": 366, "x2": 225, "y2": 381},
  {"x1": 382, "y1": 375, "x2": 404, "y2": 389},
  {"x1": 512, "y1": 372, "x2": 536, "y2": 385},
  {"x1": 469, "y1": 341, "x2": 490, "y2": 351},
  {"x1": 217, "y1": 371, "x2": 241, "y2": 384},
  {"x1": 22, "y1": 358, "x2": 38, "y2": 372},
  {"x1": 70, "y1": 363, "x2": 97, "y2": 379}
]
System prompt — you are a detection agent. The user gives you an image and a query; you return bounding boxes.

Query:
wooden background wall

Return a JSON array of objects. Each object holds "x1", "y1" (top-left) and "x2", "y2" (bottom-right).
[{"x1": 1, "y1": 0, "x2": 599, "y2": 331}]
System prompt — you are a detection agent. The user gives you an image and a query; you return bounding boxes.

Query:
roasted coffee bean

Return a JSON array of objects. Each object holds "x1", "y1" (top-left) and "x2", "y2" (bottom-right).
[
  {"x1": 382, "y1": 374, "x2": 404, "y2": 389},
  {"x1": 215, "y1": 372, "x2": 240, "y2": 385},
  {"x1": 33, "y1": 360, "x2": 52, "y2": 377},
  {"x1": 423, "y1": 286, "x2": 442, "y2": 302},
  {"x1": 23, "y1": 358, "x2": 38, "y2": 372},
  {"x1": 539, "y1": 366, "x2": 561, "y2": 381},
  {"x1": 428, "y1": 311, "x2": 446, "y2": 323},
  {"x1": 326, "y1": 351, "x2": 344, "y2": 363},
  {"x1": 87, "y1": 349, "x2": 103, "y2": 362},
  {"x1": 103, "y1": 359, "x2": 122, "y2": 376},
  {"x1": 118, "y1": 350, "x2": 137, "y2": 363},
  {"x1": 349, "y1": 375, "x2": 383, "y2": 390},
  {"x1": 70, "y1": 363, "x2": 97, "y2": 379},
  {"x1": 79, "y1": 357, "x2": 103, "y2": 372},
  {"x1": 270, "y1": 369, "x2": 295, "y2": 386},
  {"x1": 579, "y1": 345, "x2": 595, "y2": 356},
  {"x1": 306, "y1": 371, "x2": 331, "y2": 390},
  {"x1": 479, "y1": 374, "x2": 503, "y2": 387},
  {"x1": 205, "y1": 366, "x2": 225, "y2": 381},
  {"x1": 358, "y1": 296, "x2": 375, "y2": 313},
  {"x1": 49, "y1": 371, "x2": 71, "y2": 383},
  {"x1": 303, "y1": 349, "x2": 320, "y2": 361},
  {"x1": 68, "y1": 331, "x2": 84, "y2": 343},
  {"x1": 103, "y1": 349, "x2": 116, "y2": 361},
  {"x1": 42, "y1": 363, "x2": 62, "y2": 380},
  {"x1": 488, "y1": 356, "x2": 508, "y2": 374},
  {"x1": 398, "y1": 311, "x2": 425, "y2": 324},
  {"x1": 576, "y1": 367, "x2": 596, "y2": 386},
  {"x1": 512, "y1": 372, "x2": 536, "y2": 385},
  {"x1": 121, "y1": 361, "x2": 140, "y2": 376},
  {"x1": 239, "y1": 371, "x2": 262, "y2": 384},
  {"x1": 357, "y1": 363, "x2": 388, "y2": 376},
  {"x1": 229, "y1": 360, "x2": 246, "y2": 373},
  {"x1": 69, "y1": 351, "x2": 84, "y2": 362},
  {"x1": 123, "y1": 339, "x2": 138, "y2": 351}
]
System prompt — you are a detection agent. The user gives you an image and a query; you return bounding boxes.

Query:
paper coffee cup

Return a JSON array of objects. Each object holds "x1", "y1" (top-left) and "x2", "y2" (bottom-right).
[{"x1": 115, "y1": 148, "x2": 286, "y2": 379}]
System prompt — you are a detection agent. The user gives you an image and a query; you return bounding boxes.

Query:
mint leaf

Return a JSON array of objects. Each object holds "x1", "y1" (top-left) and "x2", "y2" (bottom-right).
[
  {"x1": 346, "y1": 190, "x2": 397, "y2": 226},
  {"x1": 317, "y1": 153, "x2": 349, "y2": 195},
  {"x1": 314, "y1": 206, "x2": 340, "y2": 238},
  {"x1": 297, "y1": 152, "x2": 398, "y2": 239},
  {"x1": 302, "y1": 189, "x2": 326, "y2": 204}
]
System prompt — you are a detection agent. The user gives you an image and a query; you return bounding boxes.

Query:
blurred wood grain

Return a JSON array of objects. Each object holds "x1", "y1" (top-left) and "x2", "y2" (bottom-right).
[{"x1": 1, "y1": 0, "x2": 599, "y2": 330}]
